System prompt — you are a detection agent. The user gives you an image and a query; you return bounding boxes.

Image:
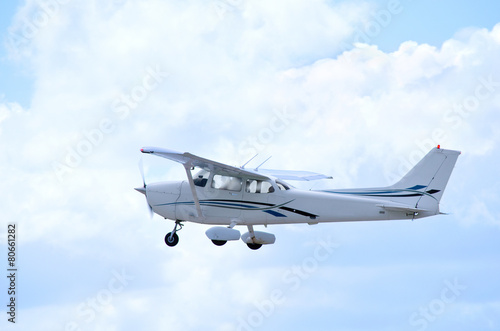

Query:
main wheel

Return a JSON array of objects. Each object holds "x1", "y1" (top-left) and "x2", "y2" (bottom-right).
[
  {"x1": 247, "y1": 243, "x2": 262, "y2": 250},
  {"x1": 165, "y1": 232, "x2": 179, "y2": 247}
]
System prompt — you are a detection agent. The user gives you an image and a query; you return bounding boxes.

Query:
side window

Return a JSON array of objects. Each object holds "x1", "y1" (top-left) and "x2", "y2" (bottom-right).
[
  {"x1": 212, "y1": 175, "x2": 242, "y2": 191},
  {"x1": 193, "y1": 170, "x2": 210, "y2": 187},
  {"x1": 246, "y1": 179, "x2": 259, "y2": 193},
  {"x1": 245, "y1": 179, "x2": 275, "y2": 193},
  {"x1": 261, "y1": 181, "x2": 275, "y2": 193}
]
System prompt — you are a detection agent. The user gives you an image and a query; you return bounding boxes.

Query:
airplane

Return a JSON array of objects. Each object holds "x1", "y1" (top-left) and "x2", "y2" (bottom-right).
[{"x1": 135, "y1": 145, "x2": 460, "y2": 250}]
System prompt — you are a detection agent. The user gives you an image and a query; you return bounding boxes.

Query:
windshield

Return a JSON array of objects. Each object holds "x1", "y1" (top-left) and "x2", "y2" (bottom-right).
[{"x1": 276, "y1": 180, "x2": 290, "y2": 190}]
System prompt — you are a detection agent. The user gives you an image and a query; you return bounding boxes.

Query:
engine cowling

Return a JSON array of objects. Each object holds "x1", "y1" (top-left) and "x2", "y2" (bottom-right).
[{"x1": 241, "y1": 231, "x2": 276, "y2": 245}]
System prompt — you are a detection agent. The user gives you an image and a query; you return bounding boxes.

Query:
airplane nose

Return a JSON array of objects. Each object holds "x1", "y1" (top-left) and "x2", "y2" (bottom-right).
[{"x1": 135, "y1": 187, "x2": 147, "y2": 195}]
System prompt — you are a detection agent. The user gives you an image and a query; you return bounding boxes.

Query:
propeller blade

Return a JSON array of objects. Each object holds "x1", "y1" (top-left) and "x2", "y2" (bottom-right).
[
  {"x1": 138, "y1": 158, "x2": 146, "y2": 188},
  {"x1": 147, "y1": 203, "x2": 153, "y2": 218},
  {"x1": 137, "y1": 158, "x2": 154, "y2": 219}
]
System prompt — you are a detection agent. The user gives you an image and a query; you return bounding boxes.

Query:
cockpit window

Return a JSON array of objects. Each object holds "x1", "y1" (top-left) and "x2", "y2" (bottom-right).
[
  {"x1": 193, "y1": 170, "x2": 209, "y2": 187},
  {"x1": 245, "y1": 179, "x2": 275, "y2": 193},
  {"x1": 276, "y1": 181, "x2": 290, "y2": 190},
  {"x1": 212, "y1": 174, "x2": 242, "y2": 191}
]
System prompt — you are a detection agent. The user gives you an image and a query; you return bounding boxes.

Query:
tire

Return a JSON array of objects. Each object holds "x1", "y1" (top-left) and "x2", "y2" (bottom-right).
[
  {"x1": 165, "y1": 232, "x2": 179, "y2": 247},
  {"x1": 247, "y1": 243, "x2": 262, "y2": 250}
]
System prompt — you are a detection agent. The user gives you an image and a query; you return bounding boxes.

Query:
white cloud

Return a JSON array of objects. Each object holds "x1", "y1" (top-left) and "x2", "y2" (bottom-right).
[
  {"x1": 0, "y1": 100, "x2": 23, "y2": 130},
  {"x1": 2, "y1": 1, "x2": 500, "y2": 330}
]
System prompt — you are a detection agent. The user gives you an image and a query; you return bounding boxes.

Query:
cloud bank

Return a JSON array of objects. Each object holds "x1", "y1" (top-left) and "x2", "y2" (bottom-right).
[{"x1": 1, "y1": 0, "x2": 500, "y2": 330}]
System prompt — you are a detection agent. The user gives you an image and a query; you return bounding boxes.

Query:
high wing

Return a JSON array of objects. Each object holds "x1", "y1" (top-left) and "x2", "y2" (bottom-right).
[
  {"x1": 141, "y1": 147, "x2": 332, "y2": 181},
  {"x1": 140, "y1": 147, "x2": 270, "y2": 180},
  {"x1": 256, "y1": 169, "x2": 332, "y2": 181}
]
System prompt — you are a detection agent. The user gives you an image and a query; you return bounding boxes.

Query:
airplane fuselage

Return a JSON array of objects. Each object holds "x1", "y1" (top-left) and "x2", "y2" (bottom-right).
[
  {"x1": 137, "y1": 146, "x2": 459, "y2": 249},
  {"x1": 146, "y1": 178, "x2": 436, "y2": 226}
]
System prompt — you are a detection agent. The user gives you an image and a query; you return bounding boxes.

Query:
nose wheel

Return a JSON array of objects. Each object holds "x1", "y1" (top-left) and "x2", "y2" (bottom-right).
[
  {"x1": 165, "y1": 221, "x2": 183, "y2": 247},
  {"x1": 165, "y1": 232, "x2": 179, "y2": 246}
]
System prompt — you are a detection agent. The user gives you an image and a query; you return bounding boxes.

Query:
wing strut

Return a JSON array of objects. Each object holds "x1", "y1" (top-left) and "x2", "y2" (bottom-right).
[{"x1": 183, "y1": 163, "x2": 204, "y2": 220}]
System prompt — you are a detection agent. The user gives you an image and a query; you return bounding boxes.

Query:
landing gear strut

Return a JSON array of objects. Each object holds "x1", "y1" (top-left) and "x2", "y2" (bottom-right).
[
  {"x1": 165, "y1": 221, "x2": 183, "y2": 247},
  {"x1": 245, "y1": 225, "x2": 263, "y2": 250}
]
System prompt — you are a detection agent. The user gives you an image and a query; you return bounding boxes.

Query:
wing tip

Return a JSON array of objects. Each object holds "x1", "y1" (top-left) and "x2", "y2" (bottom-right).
[{"x1": 140, "y1": 147, "x2": 182, "y2": 155}]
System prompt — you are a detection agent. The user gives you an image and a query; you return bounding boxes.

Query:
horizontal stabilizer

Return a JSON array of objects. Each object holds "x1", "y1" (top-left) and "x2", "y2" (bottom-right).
[{"x1": 376, "y1": 203, "x2": 428, "y2": 213}]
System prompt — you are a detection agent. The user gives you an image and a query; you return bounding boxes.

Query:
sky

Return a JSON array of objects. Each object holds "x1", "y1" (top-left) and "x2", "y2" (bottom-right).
[{"x1": 1, "y1": 0, "x2": 500, "y2": 330}]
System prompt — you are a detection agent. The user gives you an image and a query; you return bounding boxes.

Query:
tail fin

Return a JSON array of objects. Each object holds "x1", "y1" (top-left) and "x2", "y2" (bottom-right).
[
  {"x1": 389, "y1": 147, "x2": 461, "y2": 210},
  {"x1": 321, "y1": 147, "x2": 460, "y2": 218}
]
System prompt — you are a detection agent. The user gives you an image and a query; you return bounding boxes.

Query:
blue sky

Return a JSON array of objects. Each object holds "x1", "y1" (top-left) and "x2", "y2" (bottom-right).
[
  {"x1": 366, "y1": 0, "x2": 500, "y2": 51},
  {"x1": 1, "y1": 1, "x2": 500, "y2": 331},
  {"x1": 2, "y1": 0, "x2": 500, "y2": 107},
  {"x1": 0, "y1": 1, "x2": 31, "y2": 104}
]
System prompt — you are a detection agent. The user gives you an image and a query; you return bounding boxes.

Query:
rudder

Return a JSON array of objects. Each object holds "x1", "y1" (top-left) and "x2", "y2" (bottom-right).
[{"x1": 390, "y1": 147, "x2": 461, "y2": 209}]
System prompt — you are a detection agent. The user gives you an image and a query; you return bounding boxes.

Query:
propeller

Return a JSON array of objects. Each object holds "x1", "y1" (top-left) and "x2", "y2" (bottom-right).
[{"x1": 135, "y1": 158, "x2": 153, "y2": 218}]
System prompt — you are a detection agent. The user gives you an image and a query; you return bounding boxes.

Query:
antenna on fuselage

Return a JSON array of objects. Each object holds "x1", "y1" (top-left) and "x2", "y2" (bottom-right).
[
  {"x1": 254, "y1": 156, "x2": 272, "y2": 171},
  {"x1": 241, "y1": 153, "x2": 259, "y2": 169}
]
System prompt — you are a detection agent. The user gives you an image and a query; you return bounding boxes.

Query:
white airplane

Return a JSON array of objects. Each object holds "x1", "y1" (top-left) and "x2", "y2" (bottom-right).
[{"x1": 136, "y1": 146, "x2": 460, "y2": 250}]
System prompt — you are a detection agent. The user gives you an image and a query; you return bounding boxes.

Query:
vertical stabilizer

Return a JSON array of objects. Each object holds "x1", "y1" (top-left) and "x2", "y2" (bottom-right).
[
  {"x1": 389, "y1": 147, "x2": 461, "y2": 209},
  {"x1": 322, "y1": 147, "x2": 461, "y2": 215}
]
